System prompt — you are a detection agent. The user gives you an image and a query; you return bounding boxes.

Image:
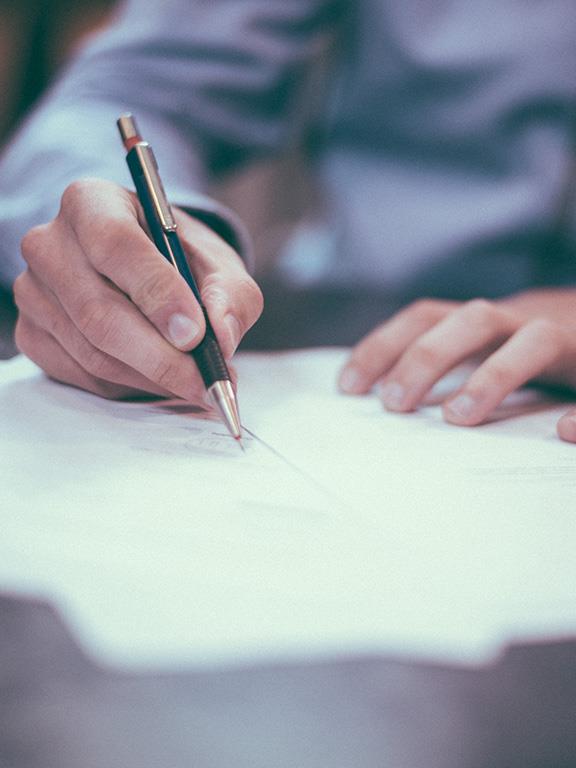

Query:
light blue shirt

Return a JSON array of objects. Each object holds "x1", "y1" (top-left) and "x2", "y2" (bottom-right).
[{"x1": 0, "y1": 0, "x2": 575, "y2": 301}]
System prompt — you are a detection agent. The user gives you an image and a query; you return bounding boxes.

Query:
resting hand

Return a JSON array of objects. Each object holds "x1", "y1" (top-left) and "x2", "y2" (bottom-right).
[
  {"x1": 14, "y1": 178, "x2": 263, "y2": 401},
  {"x1": 557, "y1": 408, "x2": 576, "y2": 444},
  {"x1": 338, "y1": 294, "x2": 576, "y2": 441}
]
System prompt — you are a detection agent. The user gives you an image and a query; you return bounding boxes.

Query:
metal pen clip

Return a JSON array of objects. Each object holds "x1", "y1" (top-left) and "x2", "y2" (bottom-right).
[{"x1": 117, "y1": 114, "x2": 177, "y2": 232}]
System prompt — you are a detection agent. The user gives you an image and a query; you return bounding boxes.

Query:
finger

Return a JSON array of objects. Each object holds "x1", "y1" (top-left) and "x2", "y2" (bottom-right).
[
  {"x1": 378, "y1": 300, "x2": 517, "y2": 412},
  {"x1": 68, "y1": 284, "x2": 207, "y2": 402},
  {"x1": 176, "y1": 211, "x2": 263, "y2": 360},
  {"x1": 557, "y1": 409, "x2": 576, "y2": 443},
  {"x1": 63, "y1": 181, "x2": 262, "y2": 362},
  {"x1": 16, "y1": 270, "x2": 173, "y2": 398},
  {"x1": 338, "y1": 299, "x2": 455, "y2": 395},
  {"x1": 23, "y1": 225, "x2": 208, "y2": 401},
  {"x1": 443, "y1": 319, "x2": 569, "y2": 426},
  {"x1": 59, "y1": 180, "x2": 207, "y2": 350},
  {"x1": 15, "y1": 316, "x2": 147, "y2": 400}
]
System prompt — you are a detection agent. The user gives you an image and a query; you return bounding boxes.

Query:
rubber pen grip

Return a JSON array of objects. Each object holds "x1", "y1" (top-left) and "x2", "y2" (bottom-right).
[
  {"x1": 193, "y1": 311, "x2": 232, "y2": 387},
  {"x1": 164, "y1": 232, "x2": 232, "y2": 388}
]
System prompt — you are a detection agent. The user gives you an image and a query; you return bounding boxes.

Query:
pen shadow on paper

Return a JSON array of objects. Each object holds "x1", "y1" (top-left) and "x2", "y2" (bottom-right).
[
  {"x1": 32, "y1": 377, "x2": 221, "y2": 424},
  {"x1": 3, "y1": 374, "x2": 249, "y2": 459}
]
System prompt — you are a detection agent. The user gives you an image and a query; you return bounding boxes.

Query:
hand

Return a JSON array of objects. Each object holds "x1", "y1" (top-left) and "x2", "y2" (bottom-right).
[
  {"x1": 14, "y1": 178, "x2": 263, "y2": 401},
  {"x1": 557, "y1": 408, "x2": 576, "y2": 444},
  {"x1": 338, "y1": 295, "x2": 576, "y2": 437}
]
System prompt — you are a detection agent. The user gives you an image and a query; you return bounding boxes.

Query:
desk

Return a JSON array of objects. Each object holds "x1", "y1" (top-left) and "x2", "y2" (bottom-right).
[{"x1": 1, "y1": 594, "x2": 576, "y2": 768}]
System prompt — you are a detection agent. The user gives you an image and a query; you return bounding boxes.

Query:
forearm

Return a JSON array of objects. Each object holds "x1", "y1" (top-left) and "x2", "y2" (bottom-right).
[
  {"x1": 0, "y1": 0, "x2": 341, "y2": 290},
  {"x1": 0, "y1": 99, "x2": 251, "y2": 288}
]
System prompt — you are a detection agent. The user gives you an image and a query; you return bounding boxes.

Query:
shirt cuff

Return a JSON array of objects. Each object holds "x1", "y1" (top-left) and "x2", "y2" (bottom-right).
[
  {"x1": 168, "y1": 186, "x2": 255, "y2": 273},
  {"x1": 0, "y1": 101, "x2": 255, "y2": 288}
]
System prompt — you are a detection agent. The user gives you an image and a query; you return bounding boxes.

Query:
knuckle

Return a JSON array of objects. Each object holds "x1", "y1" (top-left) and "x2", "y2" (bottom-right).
[
  {"x1": 42, "y1": 306, "x2": 67, "y2": 341},
  {"x1": 76, "y1": 297, "x2": 119, "y2": 349},
  {"x1": 408, "y1": 339, "x2": 440, "y2": 370},
  {"x1": 201, "y1": 273, "x2": 226, "y2": 303},
  {"x1": 20, "y1": 225, "x2": 49, "y2": 267},
  {"x1": 527, "y1": 317, "x2": 564, "y2": 347},
  {"x1": 461, "y1": 298, "x2": 496, "y2": 328},
  {"x1": 77, "y1": 344, "x2": 115, "y2": 380},
  {"x1": 132, "y1": 268, "x2": 177, "y2": 314},
  {"x1": 60, "y1": 180, "x2": 88, "y2": 216},
  {"x1": 481, "y1": 359, "x2": 514, "y2": 388},
  {"x1": 12, "y1": 273, "x2": 28, "y2": 307},
  {"x1": 60, "y1": 178, "x2": 100, "y2": 213},
  {"x1": 408, "y1": 298, "x2": 441, "y2": 320},
  {"x1": 149, "y1": 358, "x2": 185, "y2": 393}
]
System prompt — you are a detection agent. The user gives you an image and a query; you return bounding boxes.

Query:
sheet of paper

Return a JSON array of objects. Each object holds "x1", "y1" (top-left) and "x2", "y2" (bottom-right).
[{"x1": 1, "y1": 350, "x2": 575, "y2": 669}]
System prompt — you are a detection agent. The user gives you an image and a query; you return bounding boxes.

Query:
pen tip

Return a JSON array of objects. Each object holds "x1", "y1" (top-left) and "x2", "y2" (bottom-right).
[
  {"x1": 236, "y1": 436, "x2": 245, "y2": 452},
  {"x1": 208, "y1": 380, "x2": 243, "y2": 448}
]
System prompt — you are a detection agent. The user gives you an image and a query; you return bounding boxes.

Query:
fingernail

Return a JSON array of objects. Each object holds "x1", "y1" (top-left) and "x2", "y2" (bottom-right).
[
  {"x1": 558, "y1": 416, "x2": 576, "y2": 443},
  {"x1": 379, "y1": 381, "x2": 405, "y2": 410},
  {"x1": 224, "y1": 315, "x2": 241, "y2": 357},
  {"x1": 444, "y1": 393, "x2": 477, "y2": 422},
  {"x1": 168, "y1": 313, "x2": 200, "y2": 348},
  {"x1": 339, "y1": 367, "x2": 364, "y2": 394}
]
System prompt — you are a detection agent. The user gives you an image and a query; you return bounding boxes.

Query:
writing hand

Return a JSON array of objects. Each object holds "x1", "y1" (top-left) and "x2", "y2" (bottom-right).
[
  {"x1": 14, "y1": 179, "x2": 263, "y2": 400},
  {"x1": 338, "y1": 296, "x2": 576, "y2": 436}
]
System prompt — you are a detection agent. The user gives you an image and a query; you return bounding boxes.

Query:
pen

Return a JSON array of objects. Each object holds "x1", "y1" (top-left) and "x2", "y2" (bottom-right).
[{"x1": 117, "y1": 113, "x2": 243, "y2": 446}]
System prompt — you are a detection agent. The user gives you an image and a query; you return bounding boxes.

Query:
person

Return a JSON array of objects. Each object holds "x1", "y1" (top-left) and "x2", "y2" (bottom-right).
[{"x1": 1, "y1": 0, "x2": 576, "y2": 441}]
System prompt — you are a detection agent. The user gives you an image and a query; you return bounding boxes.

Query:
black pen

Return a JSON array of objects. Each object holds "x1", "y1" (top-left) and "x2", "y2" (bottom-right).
[{"x1": 117, "y1": 114, "x2": 243, "y2": 446}]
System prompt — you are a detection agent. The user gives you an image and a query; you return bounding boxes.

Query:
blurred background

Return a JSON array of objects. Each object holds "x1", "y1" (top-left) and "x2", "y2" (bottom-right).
[
  {"x1": 0, "y1": 0, "x2": 320, "y2": 357},
  {"x1": 0, "y1": 0, "x2": 117, "y2": 356},
  {"x1": 0, "y1": 0, "x2": 116, "y2": 143}
]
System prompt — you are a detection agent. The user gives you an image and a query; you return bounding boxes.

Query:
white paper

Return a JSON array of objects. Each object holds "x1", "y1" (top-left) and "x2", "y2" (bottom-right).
[{"x1": 1, "y1": 350, "x2": 575, "y2": 669}]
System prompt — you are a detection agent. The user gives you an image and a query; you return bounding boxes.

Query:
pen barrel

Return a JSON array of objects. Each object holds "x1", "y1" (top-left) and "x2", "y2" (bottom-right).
[
  {"x1": 193, "y1": 314, "x2": 232, "y2": 387},
  {"x1": 125, "y1": 143, "x2": 233, "y2": 388},
  {"x1": 161, "y1": 232, "x2": 232, "y2": 387},
  {"x1": 161, "y1": 233, "x2": 233, "y2": 387}
]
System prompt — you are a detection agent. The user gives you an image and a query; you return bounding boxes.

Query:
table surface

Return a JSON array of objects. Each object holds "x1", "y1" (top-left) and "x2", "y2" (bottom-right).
[{"x1": 1, "y1": 594, "x2": 576, "y2": 768}]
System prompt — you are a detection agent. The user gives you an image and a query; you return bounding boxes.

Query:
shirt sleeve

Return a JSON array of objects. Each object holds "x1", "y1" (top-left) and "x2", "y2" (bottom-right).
[{"x1": 0, "y1": 0, "x2": 342, "y2": 289}]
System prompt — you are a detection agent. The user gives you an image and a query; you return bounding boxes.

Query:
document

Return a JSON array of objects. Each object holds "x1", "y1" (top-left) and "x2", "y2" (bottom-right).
[{"x1": 1, "y1": 350, "x2": 575, "y2": 669}]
